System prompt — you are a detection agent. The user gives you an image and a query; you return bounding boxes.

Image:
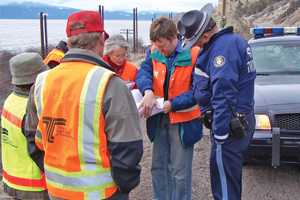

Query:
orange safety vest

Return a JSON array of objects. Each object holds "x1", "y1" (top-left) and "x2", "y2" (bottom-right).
[
  {"x1": 120, "y1": 61, "x2": 137, "y2": 82},
  {"x1": 151, "y1": 46, "x2": 201, "y2": 124},
  {"x1": 1, "y1": 93, "x2": 47, "y2": 191},
  {"x1": 44, "y1": 49, "x2": 65, "y2": 65},
  {"x1": 34, "y1": 62, "x2": 118, "y2": 199}
]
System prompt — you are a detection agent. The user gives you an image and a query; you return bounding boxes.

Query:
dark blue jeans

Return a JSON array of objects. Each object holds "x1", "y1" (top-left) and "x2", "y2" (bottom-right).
[{"x1": 151, "y1": 114, "x2": 194, "y2": 200}]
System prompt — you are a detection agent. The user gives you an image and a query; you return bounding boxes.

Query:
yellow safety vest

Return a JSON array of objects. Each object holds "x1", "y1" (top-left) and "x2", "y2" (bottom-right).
[{"x1": 1, "y1": 93, "x2": 47, "y2": 191}]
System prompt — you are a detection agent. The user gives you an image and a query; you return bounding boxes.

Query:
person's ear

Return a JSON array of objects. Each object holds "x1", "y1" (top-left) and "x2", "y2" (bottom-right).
[
  {"x1": 202, "y1": 33, "x2": 210, "y2": 43},
  {"x1": 172, "y1": 35, "x2": 177, "y2": 41},
  {"x1": 100, "y1": 33, "x2": 105, "y2": 45}
]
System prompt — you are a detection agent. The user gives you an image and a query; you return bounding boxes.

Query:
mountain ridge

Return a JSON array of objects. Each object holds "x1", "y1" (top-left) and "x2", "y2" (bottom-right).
[{"x1": 0, "y1": 1, "x2": 177, "y2": 20}]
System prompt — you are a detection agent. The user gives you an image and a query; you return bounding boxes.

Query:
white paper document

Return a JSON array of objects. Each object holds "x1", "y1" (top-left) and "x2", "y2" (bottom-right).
[
  {"x1": 125, "y1": 81, "x2": 136, "y2": 90},
  {"x1": 131, "y1": 89, "x2": 164, "y2": 118}
]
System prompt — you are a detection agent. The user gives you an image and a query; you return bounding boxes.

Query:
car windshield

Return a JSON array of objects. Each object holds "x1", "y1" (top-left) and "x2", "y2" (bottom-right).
[{"x1": 250, "y1": 41, "x2": 300, "y2": 73}]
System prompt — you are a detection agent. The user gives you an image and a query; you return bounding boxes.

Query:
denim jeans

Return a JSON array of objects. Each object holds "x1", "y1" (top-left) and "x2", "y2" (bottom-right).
[{"x1": 151, "y1": 114, "x2": 194, "y2": 200}]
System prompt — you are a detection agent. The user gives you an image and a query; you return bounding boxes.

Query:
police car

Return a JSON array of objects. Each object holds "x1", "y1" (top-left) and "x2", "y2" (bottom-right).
[{"x1": 245, "y1": 27, "x2": 300, "y2": 166}]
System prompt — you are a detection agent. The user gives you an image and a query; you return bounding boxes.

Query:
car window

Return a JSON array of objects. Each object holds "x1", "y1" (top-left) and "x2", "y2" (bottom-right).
[{"x1": 250, "y1": 42, "x2": 300, "y2": 73}]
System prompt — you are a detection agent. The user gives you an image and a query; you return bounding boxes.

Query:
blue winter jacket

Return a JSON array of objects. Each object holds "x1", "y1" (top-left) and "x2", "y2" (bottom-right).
[
  {"x1": 194, "y1": 26, "x2": 256, "y2": 142},
  {"x1": 136, "y1": 42, "x2": 203, "y2": 148}
]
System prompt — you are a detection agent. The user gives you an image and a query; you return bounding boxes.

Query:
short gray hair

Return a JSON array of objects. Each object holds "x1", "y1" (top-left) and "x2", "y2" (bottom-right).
[
  {"x1": 103, "y1": 34, "x2": 131, "y2": 55},
  {"x1": 67, "y1": 22, "x2": 102, "y2": 49}
]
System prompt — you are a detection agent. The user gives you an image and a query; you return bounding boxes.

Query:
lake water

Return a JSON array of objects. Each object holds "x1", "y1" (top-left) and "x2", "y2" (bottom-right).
[{"x1": 0, "y1": 19, "x2": 152, "y2": 52}]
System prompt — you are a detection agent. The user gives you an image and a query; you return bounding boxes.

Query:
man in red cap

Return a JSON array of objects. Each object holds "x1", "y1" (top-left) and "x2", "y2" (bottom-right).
[{"x1": 25, "y1": 10, "x2": 143, "y2": 200}]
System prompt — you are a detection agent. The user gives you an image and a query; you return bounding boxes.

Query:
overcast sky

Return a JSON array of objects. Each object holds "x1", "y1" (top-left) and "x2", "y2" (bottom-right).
[{"x1": 1, "y1": 0, "x2": 219, "y2": 12}]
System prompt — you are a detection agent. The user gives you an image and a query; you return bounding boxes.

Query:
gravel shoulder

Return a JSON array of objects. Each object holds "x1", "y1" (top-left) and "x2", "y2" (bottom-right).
[{"x1": 130, "y1": 119, "x2": 300, "y2": 200}]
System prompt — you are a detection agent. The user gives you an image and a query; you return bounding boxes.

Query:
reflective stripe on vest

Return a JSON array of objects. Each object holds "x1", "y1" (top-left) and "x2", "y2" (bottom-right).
[
  {"x1": 34, "y1": 64, "x2": 117, "y2": 199},
  {"x1": 2, "y1": 170, "x2": 46, "y2": 189},
  {"x1": 1, "y1": 93, "x2": 47, "y2": 191},
  {"x1": 151, "y1": 46, "x2": 201, "y2": 124},
  {"x1": 1, "y1": 107, "x2": 22, "y2": 128},
  {"x1": 34, "y1": 70, "x2": 49, "y2": 146},
  {"x1": 175, "y1": 104, "x2": 199, "y2": 113}
]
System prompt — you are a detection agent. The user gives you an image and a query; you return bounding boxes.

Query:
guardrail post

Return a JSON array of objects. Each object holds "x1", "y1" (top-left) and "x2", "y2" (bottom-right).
[
  {"x1": 135, "y1": 7, "x2": 138, "y2": 54},
  {"x1": 99, "y1": 5, "x2": 104, "y2": 27},
  {"x1": 120, "y1": 29, "x2": 133, "y2": 42},
  {"x1": 133, "y1": 8, "x2": 136, "y2": 54},
  {"x1": 40, "y1": 12, "x2": 45, "y2": 59},
  {"x1": 44, "y1": 14, "x2": 48, "y2": 56}
]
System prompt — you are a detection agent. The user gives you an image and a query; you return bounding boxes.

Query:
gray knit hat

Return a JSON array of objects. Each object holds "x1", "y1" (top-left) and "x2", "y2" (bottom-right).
[{"x1": 9, "y1": 52, "x2": 50, "y2": 85}]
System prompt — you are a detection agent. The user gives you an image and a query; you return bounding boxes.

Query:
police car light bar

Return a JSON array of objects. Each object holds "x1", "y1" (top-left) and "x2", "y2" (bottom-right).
[
  {"x1": 283, "y1": 27, "x2": 298, "y2": 34},
  {"x1": 250, "y1": 27, "x2": 300, "y2": 35}
]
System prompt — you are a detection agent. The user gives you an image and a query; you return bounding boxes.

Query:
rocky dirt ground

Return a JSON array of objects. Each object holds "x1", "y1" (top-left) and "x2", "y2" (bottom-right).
[
  {"x1": 129, "y1": 119, "x2": 300, "y2": 200},
  {"x1": 1, "y1": 119, "x2": 300, "y2": 200}
]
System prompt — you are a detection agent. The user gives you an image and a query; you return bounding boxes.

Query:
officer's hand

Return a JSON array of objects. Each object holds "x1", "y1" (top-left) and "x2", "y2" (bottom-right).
[
  {"x1": 213, "y1": 133, "x2": 227, "y2": 145},
  {"x1": 137, "y1": 90, "x2": 161, "y2": 118}
]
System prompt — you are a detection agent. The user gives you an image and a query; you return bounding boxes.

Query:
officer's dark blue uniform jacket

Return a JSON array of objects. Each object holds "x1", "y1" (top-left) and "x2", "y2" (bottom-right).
[{"x1": 194, "y1": 26, "x2": 256, "y2": 142}]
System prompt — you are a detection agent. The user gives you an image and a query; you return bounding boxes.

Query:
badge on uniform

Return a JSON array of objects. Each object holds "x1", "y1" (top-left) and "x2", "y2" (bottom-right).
[{"x1": 213, "y1": 56, "x2": 226, "y2": 67}]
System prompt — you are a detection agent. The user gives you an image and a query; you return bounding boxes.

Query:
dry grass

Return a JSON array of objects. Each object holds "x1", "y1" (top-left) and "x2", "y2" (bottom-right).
[{"x1": 231, "y1": 0, "x2": 300, "y2": 27}]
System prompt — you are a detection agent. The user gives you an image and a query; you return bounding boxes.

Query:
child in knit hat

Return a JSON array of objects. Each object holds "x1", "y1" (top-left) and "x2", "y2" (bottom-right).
[{"x1": 1, "y1": 52, "x2": 50, "y2": 200}]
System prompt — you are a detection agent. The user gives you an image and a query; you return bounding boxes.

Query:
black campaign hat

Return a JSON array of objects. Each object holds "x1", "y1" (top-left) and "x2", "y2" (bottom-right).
[{"x1": 177, "y1": 3, "x2": 214, "y2": 50}]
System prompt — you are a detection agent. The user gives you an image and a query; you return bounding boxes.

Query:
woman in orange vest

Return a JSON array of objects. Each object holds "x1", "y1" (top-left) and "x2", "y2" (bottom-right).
[
  {"x1": 1, "y1": 53, "x2": 49, "y2": 200},
  {"x1": 102, "y1": 34, "x2": 138, "y2": 90}
]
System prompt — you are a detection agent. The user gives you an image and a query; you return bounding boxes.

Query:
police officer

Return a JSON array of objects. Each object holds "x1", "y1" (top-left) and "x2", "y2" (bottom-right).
[{"x1": 177, "y1": 3, "x2": 256, "y2": 200}]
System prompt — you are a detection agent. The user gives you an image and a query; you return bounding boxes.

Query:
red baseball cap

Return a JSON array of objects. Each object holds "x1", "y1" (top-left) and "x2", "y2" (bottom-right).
[{"x1": 66, "y1": 10, "x2": 109, "y2": 39}]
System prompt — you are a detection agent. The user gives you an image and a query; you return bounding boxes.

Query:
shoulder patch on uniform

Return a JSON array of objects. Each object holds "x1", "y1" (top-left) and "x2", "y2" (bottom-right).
[
  {"x1": 213, "y1": 56, "x2": 226, "y2": 67},
  {"x1": 246, "y1": 47, "x2": 253, "y2": 58}
]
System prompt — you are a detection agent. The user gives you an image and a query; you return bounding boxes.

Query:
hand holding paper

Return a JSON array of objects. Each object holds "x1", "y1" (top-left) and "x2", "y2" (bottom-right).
[
  {"x1": 137, "y1": 99, "x2": 164, "y2": 118},
  {"x1": 131, "y1": 89, "x2": 163, "y2": 118}
]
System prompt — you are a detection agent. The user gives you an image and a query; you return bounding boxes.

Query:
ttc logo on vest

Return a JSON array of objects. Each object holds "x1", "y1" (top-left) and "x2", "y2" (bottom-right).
[{"x1": 42, "y1": 117, "x2": 67, "y2": 143}]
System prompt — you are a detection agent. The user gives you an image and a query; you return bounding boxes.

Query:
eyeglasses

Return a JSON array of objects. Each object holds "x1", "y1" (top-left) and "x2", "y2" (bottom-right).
[{"x1": 113, "y1": 54, "x2": 127, "y2": 59}]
